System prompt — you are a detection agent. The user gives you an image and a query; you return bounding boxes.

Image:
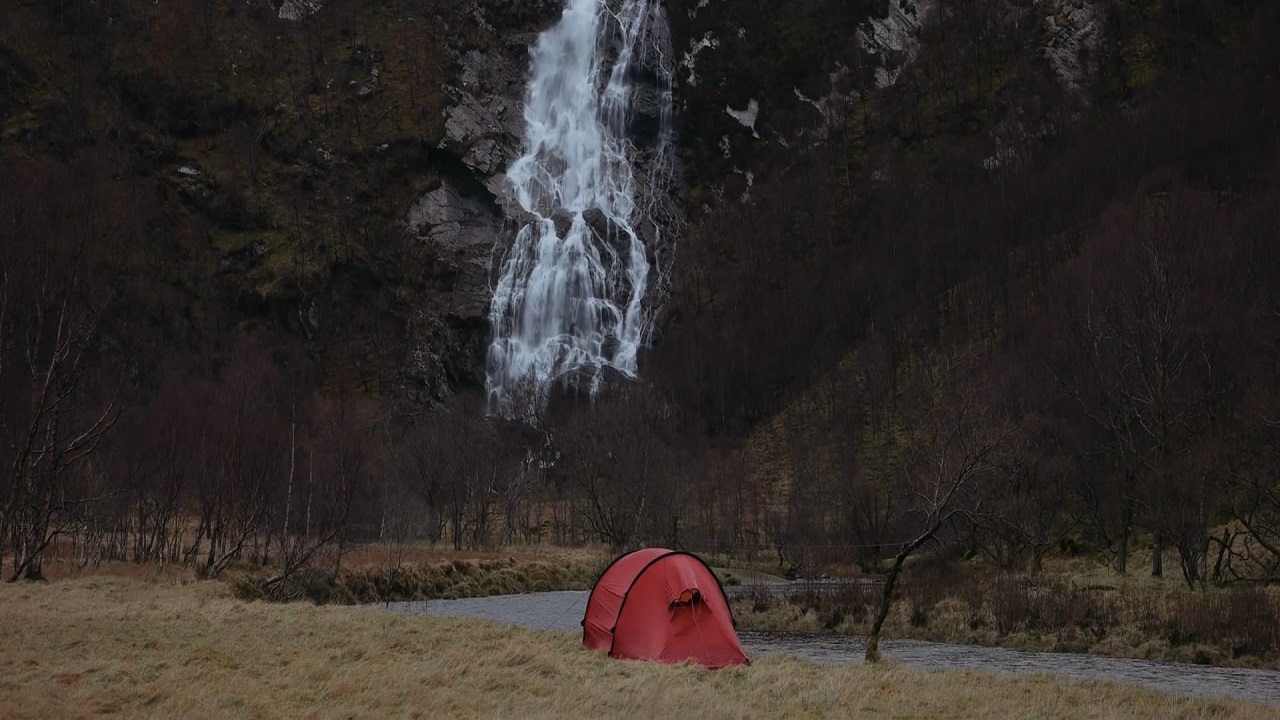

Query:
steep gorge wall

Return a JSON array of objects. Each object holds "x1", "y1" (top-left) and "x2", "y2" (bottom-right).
[
  {"x1": 356, "y1": 0, "x2": 1118, "y2": 406},
  {"x1": 0, "y1": 0, "x2": 1216, "y2": 414}
]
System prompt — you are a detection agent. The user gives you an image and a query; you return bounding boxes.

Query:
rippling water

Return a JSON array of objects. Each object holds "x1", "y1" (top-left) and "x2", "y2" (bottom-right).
[{"x1": 381, "y1": 591, "x2": 1280, "y2": 705}]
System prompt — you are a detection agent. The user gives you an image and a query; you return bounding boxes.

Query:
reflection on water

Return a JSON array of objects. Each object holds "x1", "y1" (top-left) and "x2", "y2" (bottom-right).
[{"x1": 382, "y1": 591, "x2": 1280, "y2": 706}]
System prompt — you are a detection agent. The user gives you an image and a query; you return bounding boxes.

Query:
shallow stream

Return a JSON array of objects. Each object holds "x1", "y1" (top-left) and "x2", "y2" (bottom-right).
[{"x1": 381, "y1": 591, "x2": 1280, "y2": 705}]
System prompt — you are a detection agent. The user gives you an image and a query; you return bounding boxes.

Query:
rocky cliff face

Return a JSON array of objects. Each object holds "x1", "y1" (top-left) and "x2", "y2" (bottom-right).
[
  {"x1": 407, "y1": 45, "x2": 529, "y2": 332},
  {"x1": 406, "y1": 0, "x2": 1126, "y2": 405},
  {"x1": 1041, "y1": 0, "x2": 1104, "y2": 93},
  {"x1": 0, "y1": 0, "x2": 1210, "y2": 416}
]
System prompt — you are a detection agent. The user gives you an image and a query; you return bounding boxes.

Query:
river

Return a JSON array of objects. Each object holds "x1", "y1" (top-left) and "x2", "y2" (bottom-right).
[{"x1": 380, "y1": 590, "x2": 1280, "y2": 706}]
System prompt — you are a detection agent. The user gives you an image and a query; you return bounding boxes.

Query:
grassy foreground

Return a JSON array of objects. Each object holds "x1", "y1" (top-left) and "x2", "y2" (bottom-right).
[{"x1": 0, "y1": 577, "x2": 1274, "y2": 719}]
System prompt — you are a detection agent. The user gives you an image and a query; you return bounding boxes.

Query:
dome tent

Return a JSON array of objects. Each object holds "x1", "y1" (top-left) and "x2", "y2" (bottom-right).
[{"x1": 582, "y1": 548, "x2": 747, "y2": 668}]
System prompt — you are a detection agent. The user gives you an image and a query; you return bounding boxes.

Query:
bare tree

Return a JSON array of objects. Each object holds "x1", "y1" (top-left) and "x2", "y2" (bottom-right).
[
  {"x1": 1055, "y1": 194, "x2": 1215, "y2": 575},
  {"x1": 1222, "y1": 415, "x2": 1280, "y2": 582},
  {"x1": 264, "y1": 391, "x2": 368, "y2": 599},
  {"x1": 565, "y1": 399, "x2": 646, "y2": 549},
  {"x1": 560, "y1": 389, "x2": 686, "y2": 550},
  {"x1": 398, "y1": 422, "x2": 447, "y2": 544},
  {"x1": 404, "y1": 395, "x2": 510, "y2": 551},
  {"x1": 189, "y1": 337, "x2": 289, "y2": 578},
  {"x1": 865, "y1": 353, "x2": 1012, "y2": 662},
  {"x1": 968, "y1": 367, "x2": 1076, "y2": 573},
  {"x1": 0, "y1": 163, "x2": 125, "y2": 582},
  {"x1": 116, "y1": 382, "x2": 195, "y2": 565}
]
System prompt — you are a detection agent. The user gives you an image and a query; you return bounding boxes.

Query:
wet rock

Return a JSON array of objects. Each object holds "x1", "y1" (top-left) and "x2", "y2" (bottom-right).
[
  {"x1": 277, "y1": 0, "x2": 322, "y2": 22},
  {"x1": 629, "y1": 60, "x2": 672, "y2": 149},
  {"x1": 354, "y1": 67, "x2": 379, "y2": 100},
  {"x1": 170, "y1": 163, "x2": 216, "y2": 206},
  {"x1": 622, "y1": 7, "x2": 681, "y2": 324},
  {"x1": 543, "y1": 363, "x2": 635, "y2": 418},
  {"x1": 407, "y1": 181, "x2": 504, "y2": 320},
  {"x1": 582, "y1": 207, "x2": 620, "y2": 243},
  {"x1": 857, "y1": 0, "x2": 935, "y2": 89},
  {"x1": 219, "y1": 240, "x2": 268, "y2": 271},
  {"x1": 439, "y1": 50, "x2": 527, "y2": 183},
  {"x1": 551, "y1": 209, "x2": 575, "y2": 239},
  {"x1": 1042, "y1": 0, "x2": 1103, "y2": 92}
]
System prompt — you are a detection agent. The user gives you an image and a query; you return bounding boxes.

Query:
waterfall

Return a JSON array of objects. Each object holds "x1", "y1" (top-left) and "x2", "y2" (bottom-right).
[{"x1": 486, "y1": 0, "x2": 675, "y2": 419}]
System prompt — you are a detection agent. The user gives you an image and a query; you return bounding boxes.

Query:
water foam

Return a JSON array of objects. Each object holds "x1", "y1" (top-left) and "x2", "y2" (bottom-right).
[{"x1": 486, "y1": 0, "x2": 673, "y2": 418}]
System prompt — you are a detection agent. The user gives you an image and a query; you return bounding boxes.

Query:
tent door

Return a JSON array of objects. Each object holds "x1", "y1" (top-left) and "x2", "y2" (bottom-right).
[{"x1": 668, "y1": 588, "x2": 703, "y2": 610}]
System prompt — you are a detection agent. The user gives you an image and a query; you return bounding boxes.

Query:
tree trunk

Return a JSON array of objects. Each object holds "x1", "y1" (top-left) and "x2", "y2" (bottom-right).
[
  {"x1": 865, "y1": 551, "x2": 906, "y2": 662},
  {"x1": 1151, "y1": 530, "x2": 1164, "y2": 577},
  {"x1": 866, "y1": 523, "x2": 940, "y2": 662},
  {"x1": 1115, "y1": 500, "x2": 1132, "y2": 573}
]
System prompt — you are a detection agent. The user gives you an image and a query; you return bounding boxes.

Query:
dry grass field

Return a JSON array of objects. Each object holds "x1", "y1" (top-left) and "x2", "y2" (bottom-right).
[{"x1": 1, "y1": 575, "x2": 1274, "y2": 719}]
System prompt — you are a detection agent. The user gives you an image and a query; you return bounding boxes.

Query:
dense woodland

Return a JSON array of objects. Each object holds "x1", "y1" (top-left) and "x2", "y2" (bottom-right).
[{"x1": 2, "y1": 0, "x2": 1279, "y2": 592}]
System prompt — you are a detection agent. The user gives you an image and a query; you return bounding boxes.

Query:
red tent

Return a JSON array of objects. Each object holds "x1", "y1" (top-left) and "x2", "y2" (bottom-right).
[{"x1": 582, "y1": 548, "x2": 747, "y2": 668}]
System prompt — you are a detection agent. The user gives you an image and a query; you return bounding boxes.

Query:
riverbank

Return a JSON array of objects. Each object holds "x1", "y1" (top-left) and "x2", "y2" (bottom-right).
[
  {"x1": 729, "y1": 558, "x2": 1280, "y2": 670},
  {"x1": 37, "y1": 544, "x2": 1280, "y2": 671},
  {"x1": 1, "y1": 577, "x2": 1273, "y2": 719},
  {"x1": 225, "y1": 545, "x2": 607, "y2": 603}
]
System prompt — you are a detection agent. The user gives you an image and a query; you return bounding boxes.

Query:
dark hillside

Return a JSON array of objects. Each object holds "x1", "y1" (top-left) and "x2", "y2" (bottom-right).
[
  {"x1": 1, "y1": 0, "x2": 1279, "y2": 598},
  {"x1": 658, "y1": 0, "x2": 1280, "y2": 433},
  {"x1": 0, "y1": 0, "x2": 558, "y2": 405},
  {"x1": 643, "y1": 0, "x2": 1280, "y2": 576},
  {"x1": 0, "y1": 0, "x2": 559, "y2": 580}
]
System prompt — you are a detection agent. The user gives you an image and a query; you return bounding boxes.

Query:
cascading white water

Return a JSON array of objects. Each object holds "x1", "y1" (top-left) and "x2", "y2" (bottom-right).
[{"x1": 486, "y1": 0, "x2": 673, "y2": 418}]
